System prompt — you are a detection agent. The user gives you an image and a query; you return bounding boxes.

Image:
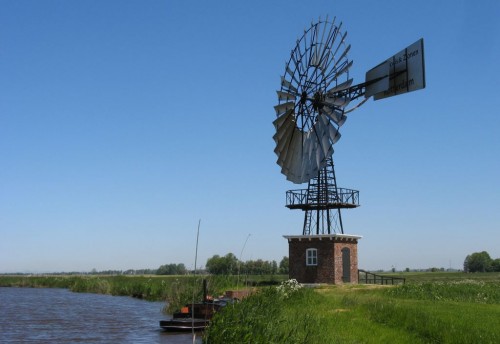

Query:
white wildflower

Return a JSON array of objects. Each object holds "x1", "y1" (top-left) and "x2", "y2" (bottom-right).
[{"x1": 276, "y1": 279, "x2": 303, "y2": 299}]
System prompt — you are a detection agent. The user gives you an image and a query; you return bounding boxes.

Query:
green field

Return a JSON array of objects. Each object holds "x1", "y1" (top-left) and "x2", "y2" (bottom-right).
[{"x1": 205, "y1": 272, "x2": 500, "y2": 343}]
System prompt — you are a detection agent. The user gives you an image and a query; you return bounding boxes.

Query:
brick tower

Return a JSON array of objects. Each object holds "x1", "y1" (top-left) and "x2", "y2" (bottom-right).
[
  {"x1": 284, "y1": 234, "x2": 361, "y2": 284},
  {"x1": 283, "y1": 159, "x2": 361, "y2": 284}
]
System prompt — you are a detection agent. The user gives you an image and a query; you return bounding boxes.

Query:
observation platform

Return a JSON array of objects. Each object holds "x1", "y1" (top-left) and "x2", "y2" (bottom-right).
[{"x1": 285, "y1": 188, "x2": 359, "y2": 210}]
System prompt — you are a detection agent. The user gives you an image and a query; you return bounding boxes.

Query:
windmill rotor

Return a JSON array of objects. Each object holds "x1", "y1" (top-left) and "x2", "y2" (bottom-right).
[
  {"x1": 274, "y1": 16, "x2": 426, "y2": 186},
  {"x1": 273, "y1": 18, "x2": 355, "y2": 184}
]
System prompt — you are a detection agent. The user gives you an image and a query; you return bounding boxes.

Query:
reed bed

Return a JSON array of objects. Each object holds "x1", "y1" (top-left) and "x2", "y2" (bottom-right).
[{"x1": 0, "y1": 274, "x2": 286, "y2": 307}]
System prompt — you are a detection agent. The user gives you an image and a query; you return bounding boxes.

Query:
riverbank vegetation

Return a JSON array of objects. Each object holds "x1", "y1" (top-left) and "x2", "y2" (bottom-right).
[
  {"x1": 0, "y1": 274, "x2": 286, "y2": 307},
  {"x1": 205, "y1": 272, "x2": 500, "y2": 343}
]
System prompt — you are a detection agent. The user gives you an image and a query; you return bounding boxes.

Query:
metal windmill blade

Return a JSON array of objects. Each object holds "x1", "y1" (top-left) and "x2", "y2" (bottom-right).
[{"x1": 273, "y1": 19, "x2": 353, "y2": 184}]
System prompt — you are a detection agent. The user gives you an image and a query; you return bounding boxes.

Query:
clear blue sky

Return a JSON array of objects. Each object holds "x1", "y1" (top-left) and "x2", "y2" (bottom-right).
[{"x1": 1, "y1": 0, "x2": 499, "y2": 273}]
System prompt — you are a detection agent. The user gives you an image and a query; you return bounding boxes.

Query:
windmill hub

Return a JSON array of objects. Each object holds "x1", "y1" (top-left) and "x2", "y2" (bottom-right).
[
  {"x1": 312, "y1": 91, "x2": 324, "y2": 111},
  {"x1": 300, "y1": 91, "x2": 324, "y2": 113},
  {"x1": 300, "y1": 91, "x2": 308, "y2": 105}
]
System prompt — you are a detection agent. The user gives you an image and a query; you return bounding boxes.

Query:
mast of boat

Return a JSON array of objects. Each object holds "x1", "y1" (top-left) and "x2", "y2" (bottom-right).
[
  {"x1": 237, "y1": 233, "x2": 251, "y2": 290},
  {"x1": 192, "y1": 219, "x2": 201, "y2": 343}
]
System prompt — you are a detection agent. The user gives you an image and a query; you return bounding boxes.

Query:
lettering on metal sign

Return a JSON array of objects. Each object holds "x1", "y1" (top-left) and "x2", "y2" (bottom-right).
[{"x1": 365, "y1": 38, "x2": 425, "y2": 101}]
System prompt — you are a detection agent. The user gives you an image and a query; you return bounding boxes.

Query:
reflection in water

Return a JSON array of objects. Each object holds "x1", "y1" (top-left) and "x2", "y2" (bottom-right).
[{"x1": 0, "y1": 287, "x2": 201, "y2": 343}]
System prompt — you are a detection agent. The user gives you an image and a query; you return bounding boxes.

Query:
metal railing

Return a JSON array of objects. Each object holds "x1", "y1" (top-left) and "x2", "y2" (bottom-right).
[
  {"x1": 286, "y1": 188, "x2": 359, "y2": 207},
  {"x1": 358, "y1": 269, "x2": 406, "y2": 285}
]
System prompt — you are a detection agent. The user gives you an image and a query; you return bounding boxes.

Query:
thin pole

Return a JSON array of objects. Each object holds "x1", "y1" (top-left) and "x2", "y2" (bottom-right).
[
  {"x1": 192, "y1": 219, "x2": 201, "y2": 342},
  {"x1": 237, "y1": 234, "x2": 251, "y2": 290}
]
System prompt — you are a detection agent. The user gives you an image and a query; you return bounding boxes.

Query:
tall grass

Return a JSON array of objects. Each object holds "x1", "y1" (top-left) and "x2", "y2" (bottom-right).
[
  {"x1": 0, "y1": 275, "x2": 80, "y2": 289},
  {"x1": 364, "y1": 297, "x2": 500, "y2": 343},
  {"x1": 0, "y1": 275, "x2": 180, "y2": 300},
  {"x1": 205, "y1": 282, "x2": 322, "y2": 344},
  {"x1": 385, "y1": 271, "x2": 500, "y2": 283},
  {"x1": 204, "y1": 279, "x2": 500, "y2": 343},
  {"x1": 0, "y1": 274, "x2": 286, "y2": 308},
  {"x1": 385, "y1": 279, "x2": 500, "y2": 304}
]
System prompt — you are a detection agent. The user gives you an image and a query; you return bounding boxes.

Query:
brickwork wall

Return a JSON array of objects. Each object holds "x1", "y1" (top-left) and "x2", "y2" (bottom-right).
[
  {"x1": 287, "y1": 236, "x2": 359, "y2": 284},
  {"x1": 333, "y1": 241, "x2": 359, "y2": 284}
]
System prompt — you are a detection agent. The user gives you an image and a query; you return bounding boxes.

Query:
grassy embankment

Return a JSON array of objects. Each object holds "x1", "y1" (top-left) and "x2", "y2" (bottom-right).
[{"x1": 205, "y1": 272, "x2": 500, "y2": 343}]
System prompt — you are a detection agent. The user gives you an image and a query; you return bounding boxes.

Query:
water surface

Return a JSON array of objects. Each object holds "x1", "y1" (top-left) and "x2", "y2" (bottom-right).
[{"x1": 0, "y1": 287, "x2": 201, "y2": 343}]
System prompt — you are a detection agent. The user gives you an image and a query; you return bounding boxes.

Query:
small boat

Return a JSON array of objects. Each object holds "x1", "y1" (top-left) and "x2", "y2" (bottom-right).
[
  {"x1": 159, "y1": 317, "x2": 210, "y2": 332},
  {"x1": 159, "y1": 280, "x2": 234, "y2": 332},
  {"x1": 159, "y1": 301, "x2": 223, "y2": 332}
]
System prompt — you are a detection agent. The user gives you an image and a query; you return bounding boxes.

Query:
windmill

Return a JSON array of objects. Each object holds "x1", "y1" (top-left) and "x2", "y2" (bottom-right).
[{"x1": 274, "y1": 17, "x2": 425, "y2": 283}]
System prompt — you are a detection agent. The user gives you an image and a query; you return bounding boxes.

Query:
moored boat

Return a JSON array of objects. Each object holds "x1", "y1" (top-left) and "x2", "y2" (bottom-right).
[
  {"x1": 159, "y1": 317, "x2": 209, "y2": 332},
  {"x1": 159, "y1": 280, "x2": 235, "y2": 332}
]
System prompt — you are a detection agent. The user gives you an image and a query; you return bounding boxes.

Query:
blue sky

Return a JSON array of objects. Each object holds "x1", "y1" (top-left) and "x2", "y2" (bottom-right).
[{"x1": 1, "y1": 0, "x2": 499, "y2": 273}]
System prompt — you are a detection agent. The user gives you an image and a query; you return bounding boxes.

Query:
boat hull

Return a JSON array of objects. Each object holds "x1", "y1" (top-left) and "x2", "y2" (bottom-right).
[{"x1": 159, "y1": 318, "x2": 209, "y2": 332}]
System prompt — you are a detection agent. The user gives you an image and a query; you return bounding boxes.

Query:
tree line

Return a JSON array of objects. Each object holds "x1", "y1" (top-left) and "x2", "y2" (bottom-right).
[
  {"x1": 463, "y1": 251, "x2": 500, "y2": 273},
  {"x1": 205, "y1": 253, "x2": 289, "y2": 275},
  {"x1": 81, "y1": 255, "x2": 289, "y2": 276},
  {"x1": 87, "y1": 266, "x2": 183, "y2": 275}
]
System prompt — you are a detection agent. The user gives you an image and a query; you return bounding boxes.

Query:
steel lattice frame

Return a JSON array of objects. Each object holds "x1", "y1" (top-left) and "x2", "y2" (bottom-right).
[{"x1": 286, "y1": 158, "x2": 359, "y2": 235}]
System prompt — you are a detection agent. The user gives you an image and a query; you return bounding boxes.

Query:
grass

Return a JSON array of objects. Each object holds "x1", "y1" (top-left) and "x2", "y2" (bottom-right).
[
  {"x1": 386, "y1": 278, "x2": 500, "y2": 304},
  {"x1": 0, "y1": 274, "x2": 287, "y2": 310},
  {"x1": 204, "y1": 273, "x2": 500, "y2": 343},
  {"x1": 380, "y1": 271, "x2": 500, "y2": 283},
  {"x1": 0, "y1": 275, "x2": 180, "y2": 300}
]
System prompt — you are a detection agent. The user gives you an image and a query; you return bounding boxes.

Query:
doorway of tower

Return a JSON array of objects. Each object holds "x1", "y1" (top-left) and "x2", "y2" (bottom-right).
[{"x1": 342, "y1": 247, "x2": 351, "y2": 283}]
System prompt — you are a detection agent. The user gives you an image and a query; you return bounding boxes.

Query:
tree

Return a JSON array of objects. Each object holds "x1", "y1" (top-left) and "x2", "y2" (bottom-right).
[
  {"x1": 156, "y1": 263, "x2": 186, "y2": 275},
  {"x1": 279, "y1": 256, "x2": 289, "y2": 274},
  {"x1": 491, "y1": 258, "x2": 500, "y2": 272},
  {"x1": 271, "y1": 260, "x2": 278, "y2": 275},
  {"x1": 206, "y1": 253, "x2": 238, "y2": 275},
  {"x1": 464, "y1": 251, "x2": 492, "y2": 272},
  {"x1": 463, "y1": 255, "x2": 470, "y2": 272},
  {"x1": 241, "y1": 259, "x2": 272, "y2": 275}
]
